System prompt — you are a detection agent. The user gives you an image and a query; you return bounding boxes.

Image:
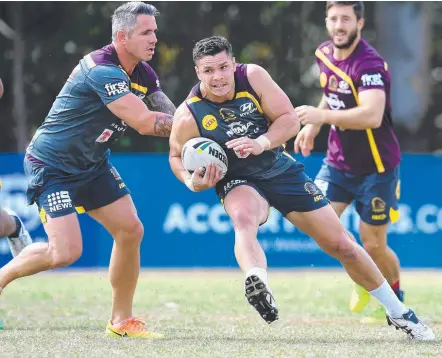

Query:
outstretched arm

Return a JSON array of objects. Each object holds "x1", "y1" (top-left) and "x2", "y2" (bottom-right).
[
  {"x1": 107, "y1": 93, "x2": 173, "y2": 137},
  {"x1": 86, "y1": 65, "x2": 173, "y2": 137},
  {"x1": 143, "y1": 91, "x2": 177, "y2": 116}
]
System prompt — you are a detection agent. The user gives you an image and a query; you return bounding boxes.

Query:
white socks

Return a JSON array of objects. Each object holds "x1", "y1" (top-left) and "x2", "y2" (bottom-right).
[
  {"x1": 245, "y1": 267, "x2": 268, "y2": 286},
  {"x1": 369, "y1": 280, "x2": 407, "y2": 318}
]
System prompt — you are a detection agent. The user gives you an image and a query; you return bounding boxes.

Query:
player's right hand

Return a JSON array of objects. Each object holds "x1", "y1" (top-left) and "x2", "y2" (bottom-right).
[
  {"x1": 192, "y1": 162, "x2": 223, "y2": 191},
  {"x1": 293, "y1": 124, "x2": 320, "y2": 157}
]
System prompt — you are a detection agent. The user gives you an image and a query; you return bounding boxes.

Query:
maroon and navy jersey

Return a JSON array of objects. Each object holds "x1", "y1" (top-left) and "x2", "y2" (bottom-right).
[{"x1": 27, "y1": 44, "x2": 161, "y2": 175}]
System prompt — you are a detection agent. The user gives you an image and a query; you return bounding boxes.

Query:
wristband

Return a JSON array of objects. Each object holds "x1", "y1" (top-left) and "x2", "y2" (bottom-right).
[
  {"x1": 184, "y1": 172, "x2": 196, "y2": 192},
  {"x1": 255, "y1": 135, "x2": 271, "y2": 151}
]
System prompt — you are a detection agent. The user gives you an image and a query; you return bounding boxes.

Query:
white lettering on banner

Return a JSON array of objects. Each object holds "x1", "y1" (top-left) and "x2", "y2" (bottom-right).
[
  {"x1": 163, "y1": 202, "x2": 442, "y2": 245},
  {"x1": 163, "y1": 203, "x2": 230, "y2": 234},
  {"x1": 188, "y1": 203, "x2": 209, "y2": 234},
  {"x1": 209, "y1": 205, "x2": 231, "y2": 234},
  {"x1": 415, "y1": 204, "x2": 442, "y2": 234},
  {"x1": 163, "y1": 204, "x2": 188, "y2": 233},
  {"x1": 260, "y1": 238, "x2": 320, "y2": 252},
  {"x1": 161, "y1": 201, "x2": 442, "y2": 254},
  {"x1": 340, "y1": 204, "x2": 442, "y2": 235}
]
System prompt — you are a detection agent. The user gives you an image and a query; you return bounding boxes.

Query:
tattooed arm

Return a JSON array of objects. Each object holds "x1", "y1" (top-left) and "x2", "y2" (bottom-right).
[
  {"x1": 107, "y1": 92, "x2": 173, "y2": 137},
  {"x1": 143, "y1": 91, "x2": 176, "y2": 116},
  {"x1": 153, "y1": 113, "x2": 173, "y2": 137}
]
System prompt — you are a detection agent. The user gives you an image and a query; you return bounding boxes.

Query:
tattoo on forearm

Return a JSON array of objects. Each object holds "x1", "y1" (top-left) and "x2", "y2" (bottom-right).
[
  {"x1": 154, "y1": 114, "x2": 173, "y2": 137},
  {"x1": 144, "y1": 92, "x2": 176, "y2": 116}
]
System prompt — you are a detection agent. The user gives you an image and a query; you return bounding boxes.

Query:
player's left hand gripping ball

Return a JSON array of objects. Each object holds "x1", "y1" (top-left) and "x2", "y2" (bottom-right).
[{"x1": 295, "y1": 105, "x2": 326, "y2": 126}]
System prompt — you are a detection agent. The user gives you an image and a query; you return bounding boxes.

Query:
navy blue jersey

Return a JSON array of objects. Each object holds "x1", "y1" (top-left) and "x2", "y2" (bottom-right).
[
  {"x1": 186, "y1": 64, "x2": 292, "y2": 180},
  {"x1": 27, "y1": 44, "x2": 161, "y2": 176}
]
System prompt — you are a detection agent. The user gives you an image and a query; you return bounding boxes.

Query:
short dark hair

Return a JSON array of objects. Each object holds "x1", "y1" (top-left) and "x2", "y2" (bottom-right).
[
  {"x1": 111, "y1": 2, "x2": 159, "y2": 40},
  {"x1": 326, "y1": 1, "x2": 364, "y2": 20},
  {"x1": 192, "y1": 36, "x2": 233, "y2": 63}
]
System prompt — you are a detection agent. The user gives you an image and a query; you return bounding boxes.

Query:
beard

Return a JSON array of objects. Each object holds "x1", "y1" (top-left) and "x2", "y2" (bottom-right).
[{"x1": 330, "y1": 28, "x2": 358, "y2": 49}]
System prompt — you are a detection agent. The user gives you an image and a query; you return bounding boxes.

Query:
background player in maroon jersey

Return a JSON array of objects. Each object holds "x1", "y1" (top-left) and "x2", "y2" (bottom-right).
[{"x1": 294, "y1": 1, "x2": 405, "y2": 319}]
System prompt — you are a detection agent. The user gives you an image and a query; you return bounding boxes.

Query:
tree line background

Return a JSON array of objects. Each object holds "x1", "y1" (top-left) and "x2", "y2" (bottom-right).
[{"x1": 1, "y1": 1, "x2": 441, "y2": 154}]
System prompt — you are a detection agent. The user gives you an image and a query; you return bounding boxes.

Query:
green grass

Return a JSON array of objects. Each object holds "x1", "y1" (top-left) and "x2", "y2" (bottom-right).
[{"x1": 0, "y1": 270, "x2": 441, "y2": 357}]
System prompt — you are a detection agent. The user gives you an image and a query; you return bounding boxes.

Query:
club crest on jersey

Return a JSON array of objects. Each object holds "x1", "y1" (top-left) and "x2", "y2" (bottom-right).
[
  {"x1": 219, "y1": 108, "x2": 236, "y2": 122},
  {"x1": 202, "y1": 115, "x2": 218, "y2": 130},
  {"x1": 328, "y1": 75, "x2": 338, "y2": 91}
]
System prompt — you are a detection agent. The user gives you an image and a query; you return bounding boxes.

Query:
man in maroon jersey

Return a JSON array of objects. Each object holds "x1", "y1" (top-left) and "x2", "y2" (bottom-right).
[{"x1": 294, "y1": 1, "x2": 404, "y2": 319}]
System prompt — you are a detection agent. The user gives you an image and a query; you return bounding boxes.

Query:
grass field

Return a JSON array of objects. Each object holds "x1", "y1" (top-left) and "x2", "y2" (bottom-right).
[{"x1": 0, "y1": 270, "x2": 441, "y2": 357}]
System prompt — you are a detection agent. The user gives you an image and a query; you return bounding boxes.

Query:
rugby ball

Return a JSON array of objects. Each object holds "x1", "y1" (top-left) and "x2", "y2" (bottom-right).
[{"x1": 181, "y1": 137, "x2": 228, "y2": 178}]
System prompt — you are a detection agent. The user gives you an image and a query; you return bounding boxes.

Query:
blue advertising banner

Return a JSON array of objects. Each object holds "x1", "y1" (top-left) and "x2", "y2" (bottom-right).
[{"x1": 0, "y1": 153, "x2": 441, "y2": 268}]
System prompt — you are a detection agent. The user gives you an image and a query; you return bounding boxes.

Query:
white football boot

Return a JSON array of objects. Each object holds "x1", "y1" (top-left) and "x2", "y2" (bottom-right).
[
  {"x1": 3, "y1": 208, "x2": 32, "y2": 257},
  {"x1": 387, "y1": 309, "x2": 435, "y2": 341}
]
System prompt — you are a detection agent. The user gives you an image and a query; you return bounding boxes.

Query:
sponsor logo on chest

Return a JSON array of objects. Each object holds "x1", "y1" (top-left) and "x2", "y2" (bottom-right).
[
  {"x1": 239, "y1": 102, "x2": 258, "y2": 117},
  {"x1": 326, "y1": 93, "x2": 346, "y2": 110}
]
